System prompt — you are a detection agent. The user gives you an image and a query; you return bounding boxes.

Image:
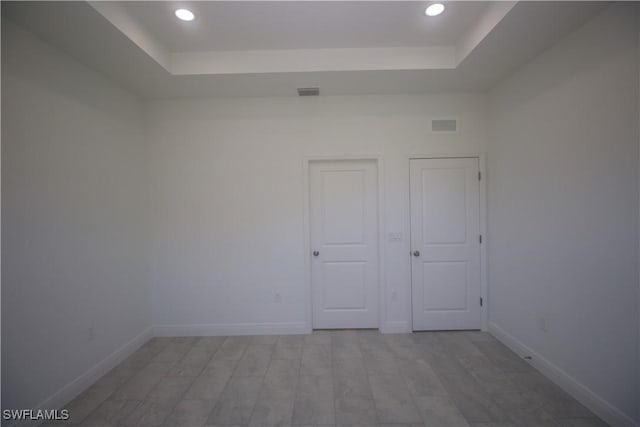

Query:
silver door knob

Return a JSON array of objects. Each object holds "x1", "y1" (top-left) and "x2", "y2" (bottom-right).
[
  {"x1": 313, "y1": 251, "x2": 320, "y2": 256},
  {"x1": 413, "y1": 250, "x2": 420, "y2": 257}
]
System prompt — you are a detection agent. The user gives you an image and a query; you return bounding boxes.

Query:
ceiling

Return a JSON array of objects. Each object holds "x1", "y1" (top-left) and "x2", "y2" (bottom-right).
[
  {"x1": 1, "y1": 1, "x2": 607, "y2": 99},
  {"x1": 122, "y1": 1, "x2": 490, "y2": 52}
]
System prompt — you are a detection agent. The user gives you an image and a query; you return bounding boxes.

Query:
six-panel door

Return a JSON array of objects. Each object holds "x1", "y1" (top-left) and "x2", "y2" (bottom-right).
[
  {"x1": 310, "y1": 160, "x2": 379, "y2": 329},
  {"x1": 410, "y1": 158, "x2": 481, "y2": 331}
]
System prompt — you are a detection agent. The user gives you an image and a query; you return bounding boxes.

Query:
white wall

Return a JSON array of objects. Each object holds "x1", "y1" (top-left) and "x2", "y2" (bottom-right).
[
  {"x1": 487, "y1": 3, "x2": 639, "y2": 424},
  {"x1": 1, "y1": 20, "x2": 151, "y2": 411},
  {"x1": 146, "y1": 94, "x2": 486, "y2": 334}
]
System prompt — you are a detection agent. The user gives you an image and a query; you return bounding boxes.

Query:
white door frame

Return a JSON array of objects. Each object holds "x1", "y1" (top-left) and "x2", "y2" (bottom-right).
[
  {"x1": 303, "y1": 155, "x2": 386, "y2": 332},
  {"x1": 407, "y1": 153, "x2": 488, "y2": 331}
]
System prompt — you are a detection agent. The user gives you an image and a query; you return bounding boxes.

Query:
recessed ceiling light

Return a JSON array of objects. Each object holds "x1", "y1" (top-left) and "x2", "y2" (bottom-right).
[
  {"x1": 175, "y1": 8, "x2": 195, "y2": 21},
  {"x1": 425, "y1": 3, "x2": 445, "y2": 16}
]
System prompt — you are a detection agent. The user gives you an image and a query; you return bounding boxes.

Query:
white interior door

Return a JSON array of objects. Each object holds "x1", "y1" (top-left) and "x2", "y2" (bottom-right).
[
  {"x1": 310, "y1": 160, "x2": 379, "y2": 329},
  {"x1": 410, "y1": 158, "x2": 481, "y2": 331}
]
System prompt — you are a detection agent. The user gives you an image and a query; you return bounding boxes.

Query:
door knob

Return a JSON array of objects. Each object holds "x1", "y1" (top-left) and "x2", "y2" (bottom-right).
[
  {"x1": 313, "y1": 251, "x2": 320, "y2": 257},
  {"x1": 413, "y1": 250, "x2": 420, "y2": 257}
]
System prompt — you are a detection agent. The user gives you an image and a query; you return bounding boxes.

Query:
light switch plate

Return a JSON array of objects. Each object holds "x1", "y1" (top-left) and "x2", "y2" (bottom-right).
[{"x1": 388, "y1": 232, "x2": 403, "y2": 242}]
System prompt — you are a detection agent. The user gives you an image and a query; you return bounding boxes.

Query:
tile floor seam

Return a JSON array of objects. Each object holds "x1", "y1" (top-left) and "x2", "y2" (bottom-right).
[
  {"x1": 153, "y1": 376, "x2": 197, "y2": 426},
  {"x1": 203, "y1": 337, "x2": 254, "y2": 426},
  {"x1": 161, "y1": 337, "x2": 225, "y2": 426},
  {"x1": 136, "y1": 339, "x2": 209, "y2": 426},
  {"x1": 287, "y1": 346, "x2": 304, "y2": 427},
  {"x1": 243, "y1": 338, "x2": 280, "y2": 426},
  {"x1": 198, "y1": 337, "x2": 228, "y2": 427},
  {"x1": 363, "y1": 365, "x2": 383, "y2": 426},
  {"x1": 404, "y1": 367, "x2": 438, "y2": 427}
]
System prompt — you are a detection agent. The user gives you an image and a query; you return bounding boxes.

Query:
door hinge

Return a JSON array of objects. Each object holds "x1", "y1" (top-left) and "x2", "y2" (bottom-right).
[
  {"x1": 479, "y1": 235, "x2": 482, "y2": 244},
  {"x1": 480, "y1": 297, "x2": 483, "y2": 307},
  {"x1": 478, "y1": 171, "x2": 481, "y2": 181}
]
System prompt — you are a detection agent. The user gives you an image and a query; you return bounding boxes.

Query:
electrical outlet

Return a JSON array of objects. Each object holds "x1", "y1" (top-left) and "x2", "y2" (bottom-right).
[
  {"x1": 87, "y1": 327, "x2": 95, "y2": 341},
  {"x1": 538, "y1": 317, "x2": 548, "y2": 333},
  {"x1": 391, "y1": 290, "x2": 398, "y2": 302},
  {"x1": 274, "y1": 292, "x2": 282, "y2": 303}
]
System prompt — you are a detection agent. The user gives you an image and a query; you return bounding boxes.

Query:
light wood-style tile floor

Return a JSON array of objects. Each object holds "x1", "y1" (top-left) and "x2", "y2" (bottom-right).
[{"x1": 48, "y1": 331, "x2": 608, "y2": 426}]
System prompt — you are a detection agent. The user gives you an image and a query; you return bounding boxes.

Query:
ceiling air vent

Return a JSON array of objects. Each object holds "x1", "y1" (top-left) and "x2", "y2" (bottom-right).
[
  {"x1": 297, "y1": 87, "x2": 320, "y2": 97},
  {"x1": 431, "y1": 118, "x2": 457, "y2": 133}
]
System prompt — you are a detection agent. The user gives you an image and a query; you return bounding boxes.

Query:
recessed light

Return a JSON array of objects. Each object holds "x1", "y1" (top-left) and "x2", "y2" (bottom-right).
[
  {"x1": 425, "y1": 3, "x2": 445, "y2": 16},
  {"x1": 175, "y1": 8, "x2": 195, "y2": 21}
]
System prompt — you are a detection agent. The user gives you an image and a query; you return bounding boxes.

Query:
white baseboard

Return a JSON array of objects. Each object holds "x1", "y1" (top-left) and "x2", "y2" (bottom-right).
[
  {"x1": 381, "y1": 320, "x2": 411, "y2": 334},
  {"x1": 12, "y1": 327, "x2": 153, "y2": 427},
  {"x1": 488, "y1": 321, "x2": 638, "y2": 427},
  {"x1": 153, "y1": 321, "x2": 309, "y2": 337}
]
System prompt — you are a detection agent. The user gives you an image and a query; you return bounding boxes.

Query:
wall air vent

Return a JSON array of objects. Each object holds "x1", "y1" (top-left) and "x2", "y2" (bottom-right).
[
  {"x1": 431, "y1": 118, "x2": 457, "y2": 133},
  {"x1": 297, "y1": 87, "x2": 320, "y2": 97}
]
